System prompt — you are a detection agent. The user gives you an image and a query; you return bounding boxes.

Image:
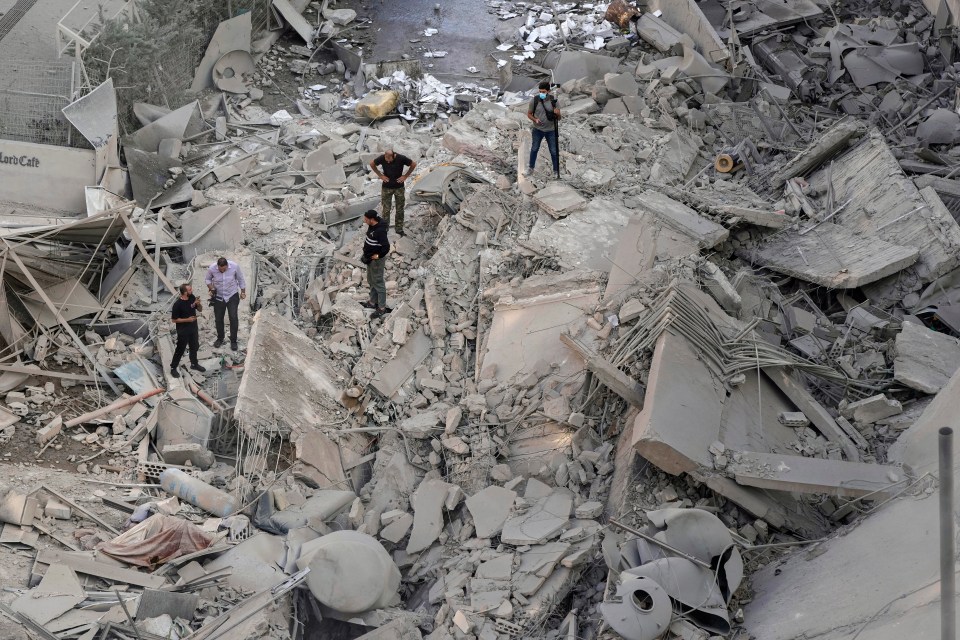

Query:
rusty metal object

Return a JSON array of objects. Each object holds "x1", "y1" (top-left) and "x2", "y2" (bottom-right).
[{"x1": 605, "y1": 0, "x2": 640, "y2": 29}]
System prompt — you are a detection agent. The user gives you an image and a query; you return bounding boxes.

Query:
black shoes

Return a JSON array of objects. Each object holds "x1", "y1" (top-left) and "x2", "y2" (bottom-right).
[
  {"x1": 370, "y1": 307, "x2": 393, "y2": 320},
  {"x1": 231, "y1": 341, "x2": 238, "y2": 351},
  {"x1": 396, "y1": 229, "x2": 405, "y2": 237},
  {"x1": 213, "y1": 339, "x2": 224, "y2": 348},
  {"x1": 360, "y1": 301, "x2": 376, "y2": 309},
  {"x1": 170, "y1": 368, "x2": 181, "y2": 379},
  {"x1": 190, "y1": 363, "x2": 206, "y2": 372}
]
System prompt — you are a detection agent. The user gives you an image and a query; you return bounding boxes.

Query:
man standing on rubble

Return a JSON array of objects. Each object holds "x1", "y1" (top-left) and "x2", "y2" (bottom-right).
[
  {"x1": 525, "y1": 80, "x2": 561, "y2": 180},
  {"x1": 170, "y1": 284, "x2": 206, "y2": 379},
  {"x1": 361, "y1": 210, "x2": 391, "y2": 320},
  {"x1": 369, "y1": 147, "x2": 416, "y2": 237},
  {"x1": 205, "y1": 257, "x2": 246, "y2": 352}
]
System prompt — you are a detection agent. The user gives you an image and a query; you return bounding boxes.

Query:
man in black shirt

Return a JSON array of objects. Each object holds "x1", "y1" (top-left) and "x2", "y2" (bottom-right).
[
  {"x1": 360, "y1": 210, "x2": 392, "y2": 320},
  {"x1": 170, "y1": 284, "x2": 206, "y2": 379},
  {"x1": 370, "y1": 147, "x2": 416, "y2": 237}
]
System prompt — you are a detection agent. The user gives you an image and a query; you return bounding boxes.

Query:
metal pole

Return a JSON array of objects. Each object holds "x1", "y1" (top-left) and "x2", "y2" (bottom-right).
[{"x1": 941, "y1": 426, "x2": 956, "y2": 640}]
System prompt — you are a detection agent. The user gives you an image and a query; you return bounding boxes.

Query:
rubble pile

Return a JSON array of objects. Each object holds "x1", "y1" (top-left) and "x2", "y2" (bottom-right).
[{"x1": 1, "y1": 0, "x2": 959, "y2": 638}]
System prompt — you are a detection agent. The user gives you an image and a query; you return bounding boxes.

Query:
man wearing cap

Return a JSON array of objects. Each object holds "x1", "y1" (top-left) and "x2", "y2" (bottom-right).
[{"x1": 360, "y1": 210, "x2": 392, "y2": 320}]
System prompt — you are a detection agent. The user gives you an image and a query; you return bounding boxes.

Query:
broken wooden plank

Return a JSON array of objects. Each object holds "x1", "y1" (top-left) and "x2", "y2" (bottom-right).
[
  {"x1": 560, "y1": 333, "x2": 644, "y2": 407},
  {"x1": 35, "y1": 549, "x2": 168, "y2": 589},
  {"x1": 727, "y1": 450, "x2": 904, "y2": 498},
  {"x1": 764, "y1": 367, "x2": 861, "y2": 461}
]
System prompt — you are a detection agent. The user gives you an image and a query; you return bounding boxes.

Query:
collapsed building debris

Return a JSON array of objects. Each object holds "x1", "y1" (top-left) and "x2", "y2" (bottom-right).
[{"x1": 0, "y1": 0, "x2": 959, "y2": 638}]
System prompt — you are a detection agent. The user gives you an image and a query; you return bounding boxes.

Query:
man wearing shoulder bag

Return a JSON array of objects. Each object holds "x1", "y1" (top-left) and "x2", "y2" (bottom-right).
[{"x1": 524, "y1": 80, "x2": 562, "y2": 180}]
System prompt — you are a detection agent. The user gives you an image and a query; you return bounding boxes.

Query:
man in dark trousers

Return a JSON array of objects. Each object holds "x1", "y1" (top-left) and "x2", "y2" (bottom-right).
[
  {"x1": 170, "y1": 284, "x2": 206, "y2": 379},
  {"x1": 205, "y1": 256, "x2": 246, "y2": 351},
  {"x1": 525, "y1": 80, "x2": 562, "y2": 180},
  {"x1": 369, "y1": 147, "x2": 417, "y2": 237},
  {"x1": 361, "y1": 210, "x2": 391, "y2": 320}
]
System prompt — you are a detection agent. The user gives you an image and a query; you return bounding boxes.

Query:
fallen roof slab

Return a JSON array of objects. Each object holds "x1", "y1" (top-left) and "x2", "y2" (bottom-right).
[
  {"x1": 727, "y1": 451, "x2": 904, "y2": 498},
  {"x1": 809, "y1": 129, "x2": 960, "y2": 282},
  {"x1": 235, "y1": 310, "x2": 344, "y2": 438},
  {"x1": 741, "y1": 224, "x2": 919, "y2": 289}
]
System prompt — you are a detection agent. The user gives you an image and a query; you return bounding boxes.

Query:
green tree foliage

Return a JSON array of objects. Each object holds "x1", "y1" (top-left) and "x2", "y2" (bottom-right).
[{"x1": 83, "y1": 0, "x2": 225, "y2": 132}]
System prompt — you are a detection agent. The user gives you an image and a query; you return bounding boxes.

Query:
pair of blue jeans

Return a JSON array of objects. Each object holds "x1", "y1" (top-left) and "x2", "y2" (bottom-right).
[{"x1": 529, "y1": 128, "x2": 559, "y2": 174}]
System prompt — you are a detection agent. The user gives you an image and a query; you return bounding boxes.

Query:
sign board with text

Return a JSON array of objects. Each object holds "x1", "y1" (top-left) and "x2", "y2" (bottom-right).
[{"x1": 0, "y1": 140, "x2": 96, "y2": 213}]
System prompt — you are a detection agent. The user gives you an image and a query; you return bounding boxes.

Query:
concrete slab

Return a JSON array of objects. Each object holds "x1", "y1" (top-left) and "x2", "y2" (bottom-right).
[
  {"x1": 513, "y1": 542, "x2": 571, "y2": 596},
  {"x1": 180, "y1": 205, "x2": 243, "y2": 264},
  {"x1": 742, "y1": 225, "x2": 919, "y2": 289},
  {"x1": 407, "y1": 479, "x2": 452, "y2": 553},
  {"x1": 370, "y1": 329, "x2": 432, "y2": 398},
  {"x1": 636, "y1": 190, "x2": 729, "y2": 249},
  {"x1": 355, "y1": 617, "x2": 423, "y2": 639},
  {"x1": 532, "y1": 182, "x2": 588, "y2": 219},
  {"x1": 380, "y1": 512, "x2": 414, "y2": 543},
  {"x1": 893, "y1": 320, "x2": 960, "y2": 394},
  {"x1": 809, "y1": 130, "x2": 960, "y2": 283},
  {"x1": 466, "y1": 486, "x2": 516, "y2": 538},
  {"x1": 482, "y1": 287, "x2": 598, "y2": 385},
  {"x1": 728, "y1": 451, "x2": 903, "y2": 498},
  {"x1": 11, "y1": 564, "x2": 84, "y2": 624},
  {"x1": 501, "y1": 490, "x2": 572, "y2": 545},
  {"x1": 604, "y1": 213, "x2": 698, "y2": 301},
  {"x1": 235, "y1": 310, "x2": 344, "y2": 438},
  {"x1": 528, "y1": 198, "x2": 635, "y2": 272},
  {"x1": 542, "y1": 50, "x2": 622, "y2": 84}
]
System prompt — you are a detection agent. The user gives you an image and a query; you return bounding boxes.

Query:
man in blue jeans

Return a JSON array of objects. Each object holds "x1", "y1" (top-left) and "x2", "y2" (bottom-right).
[{"x1": 524, "y1": 80, "x2": 561, "y2": 179}]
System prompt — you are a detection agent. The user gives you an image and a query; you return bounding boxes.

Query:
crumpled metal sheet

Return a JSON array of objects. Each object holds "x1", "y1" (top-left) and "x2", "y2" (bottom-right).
[
  {"x1": 625, "y1": 557, "x2": 732, "y2": 635},
  {"x1": 97, "y1": 513, "x2": 215, "y2": 569},
  {"x1": 605, "y1": 508, "x2": 745, "y2": 638},
  {"x1": 408, "y1": 163, "x2": 490, "y2": 213},
  {"x1": 598, "y1": 576, "x2": 672, "y2": 640}
]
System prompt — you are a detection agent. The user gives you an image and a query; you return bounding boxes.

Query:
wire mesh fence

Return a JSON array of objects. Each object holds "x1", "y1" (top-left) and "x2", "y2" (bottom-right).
[{"x1": 0, "y1": 59, "x2": 84, "y2": 147}]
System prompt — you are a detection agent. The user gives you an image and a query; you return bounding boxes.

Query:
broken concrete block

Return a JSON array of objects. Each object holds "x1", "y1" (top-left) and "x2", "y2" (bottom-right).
[
  {"x1": 400, "y1": 412, "x2": 442, "y2": 439},
  {"x1": 441, "y1": 435, "x2": 470, "y2": 455},
  {"x1": 11, "y1": 564, "x2": 85, "y2": 624},
  {"x1": 407, "y1": 479, "x2": 453, "y2": 553},
  {"x1": 36, "y1": 416, "x2": 62, "y2": 445},
  {"x1": 356, "y1": 91, "x2": 399, "y2": 119},
  {"x1": 778, "y1": 412, "x2": 810, "y2": 428},
  {"x1": 324, "y1": 7, "x2": 356, "y2": 25},
  {"x1": 604, "y1": 72, "x2": 639, "y2": 97},
  {"x1": 893, "y1": 321, "x2": 960, "y2": 394},
  {"x1": 619, "y1": 299, "x2": 645, "y2": 323},
  {"x1": 564, "y1": 98, "x2": 600, "y2": 115},
  {"x1": 392, "y1": 317, "x2": 411, "y2": 345},
  {"x1": 162, "y1": 443, "x2": 215, "y2": 470},
  {"x1": 44, "y1": 500, "x2": 71, "y2": 520},
  {"x1": 575, "y1": 501, "x2": 603, "y2": 519},
  {"x1": 844, "y1": 394, "x2": 903, "y2": 425},
  {"x1": 466, "y1": 485, "x2": 517, "y2": 538},
  {"x1": 445, "y1": 406, "x2": 462, "y2": 434},
  {"x1": 501, "y1": 490, "x2": 572, "y2": 545},
  {"x1": 380, "y1": 512, "x2": 414, "y2": 544},
  {"x1": 453, "y1": 610, "x2": 473, "y2": 633}
]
